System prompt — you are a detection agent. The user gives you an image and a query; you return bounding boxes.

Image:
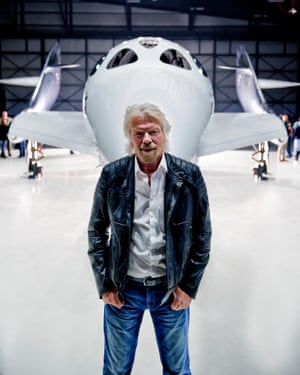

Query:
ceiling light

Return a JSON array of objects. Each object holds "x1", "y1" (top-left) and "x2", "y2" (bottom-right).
[{"x1": 190, "y1": 7, "x2": 205, "y2": 11}]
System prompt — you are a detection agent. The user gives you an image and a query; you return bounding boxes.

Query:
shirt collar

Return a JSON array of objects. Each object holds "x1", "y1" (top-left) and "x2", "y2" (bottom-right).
[{"x1": 135, "y1": 154, "x2": 167, "y2": 177}]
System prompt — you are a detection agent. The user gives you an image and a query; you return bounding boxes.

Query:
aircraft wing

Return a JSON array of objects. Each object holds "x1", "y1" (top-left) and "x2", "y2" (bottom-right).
[
  {"x1": 197, "y1": 112, "x2": 286, "y2": 157},
  {"x1": 0, "y1": 76, "x2": 40, "y2": 87},
  {"x1": 9, "y1": 111, "x2": 98, "y2": 156},
  {"x1": 257, "y1": 79, "x2": 300, "y2": 89}
]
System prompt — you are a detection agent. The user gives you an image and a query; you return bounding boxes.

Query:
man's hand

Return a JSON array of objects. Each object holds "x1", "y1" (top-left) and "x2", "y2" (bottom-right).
[
  {"x1": 170, "y1": 286, "x2": 192, "y2": 310},
  {"x1": 102, "y1": 289, "x2": 124, "y2": 309}
]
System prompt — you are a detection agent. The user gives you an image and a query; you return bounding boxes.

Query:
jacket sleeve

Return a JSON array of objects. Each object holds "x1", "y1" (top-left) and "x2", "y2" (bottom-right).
[
  {"x1": 87, "y1": 168, "x2": 115, "y2": 298},
  {"x1": 178, "y1": 167, "x2": 212, "y2": 298}
]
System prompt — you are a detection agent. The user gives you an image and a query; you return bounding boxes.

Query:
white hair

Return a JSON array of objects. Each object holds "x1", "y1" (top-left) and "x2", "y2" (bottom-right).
[{"x1": 123, "y1": 103, "x2": 171, "y2": 154}]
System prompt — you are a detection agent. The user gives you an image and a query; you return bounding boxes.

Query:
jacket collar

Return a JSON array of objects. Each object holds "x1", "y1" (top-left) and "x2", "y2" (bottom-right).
[
  {"x1": 123, "y1": 153, "x2": 190, "y2": 221},
  {"x1": 165, "y1": 153, "x2": 190, "y2": 184}
]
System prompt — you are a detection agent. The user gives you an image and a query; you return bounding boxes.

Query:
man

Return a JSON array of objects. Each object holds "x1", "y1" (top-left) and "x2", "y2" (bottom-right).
[
  {"x1": 277, "y1": 113, "x2": 289, "y2": 162},
  {"x1": 293, "y1": 122, "x2": 300, "y2": 163},
  {"x1": 88, "y1": 103, "x2": 211, "y2": 375},
  {"x1": 0, "y1": 110, "x2": 12, "y2": 158}
]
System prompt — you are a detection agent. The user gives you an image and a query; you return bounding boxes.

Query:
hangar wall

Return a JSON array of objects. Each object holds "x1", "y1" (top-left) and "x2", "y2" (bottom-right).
[{"x1": 0, "y1": 1, "x2": 299, "y2": 119}]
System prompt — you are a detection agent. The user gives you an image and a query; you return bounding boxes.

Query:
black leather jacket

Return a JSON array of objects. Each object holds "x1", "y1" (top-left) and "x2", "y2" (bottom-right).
[{"x1": 88, "y1": 153, "x2": 211, "y2": 299}]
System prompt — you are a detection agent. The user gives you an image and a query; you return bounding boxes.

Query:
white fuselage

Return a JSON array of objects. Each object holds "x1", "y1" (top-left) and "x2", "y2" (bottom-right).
[{"x1": 83, "y1": 37, "x2": 214, "y2": 161}]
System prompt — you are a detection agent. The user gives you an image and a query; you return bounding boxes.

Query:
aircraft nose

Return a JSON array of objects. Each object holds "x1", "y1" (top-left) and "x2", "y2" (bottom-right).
[{"x1": 87, "y1": 66, "x2": 212, "y2": 161}]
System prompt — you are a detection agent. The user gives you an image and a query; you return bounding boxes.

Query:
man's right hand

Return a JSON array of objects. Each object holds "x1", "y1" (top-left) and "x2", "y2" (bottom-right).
[{"x1": 102, "y1": 289, "x2": 124, "y2": 309}]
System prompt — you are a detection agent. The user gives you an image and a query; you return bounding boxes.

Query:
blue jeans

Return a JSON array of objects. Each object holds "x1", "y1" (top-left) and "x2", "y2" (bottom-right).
[
  {"x1": 18, "y1": 141, "x2": 26, "y2": 157},
  {"x1": 0, "y1": 139, "x2": 7, "y2": 155},
  {"x1": 103, "y1": 284, "x2": 191, "y2": 375}
]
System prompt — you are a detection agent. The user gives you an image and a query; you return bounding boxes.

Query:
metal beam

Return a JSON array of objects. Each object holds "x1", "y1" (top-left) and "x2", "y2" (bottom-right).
[{"x1": 125, "y1": 3, "x2": 132, "y2": 31}]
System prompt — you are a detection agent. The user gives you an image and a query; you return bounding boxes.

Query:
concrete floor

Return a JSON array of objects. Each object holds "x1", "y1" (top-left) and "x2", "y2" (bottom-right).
[{"x1": 0, "y1": 147, "x2": 300, "y2": 375}]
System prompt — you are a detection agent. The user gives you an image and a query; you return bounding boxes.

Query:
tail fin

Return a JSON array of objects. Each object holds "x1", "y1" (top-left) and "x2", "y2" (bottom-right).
[
  {"x1": 28, "y1": 42, "x2": 64, "y2": 111},
  {"x1": 235, "y1": 45, "x2": 269, "y2": 114},
  {"x1": 0, "y1": 42, "x2": 80, "y2": 112},
  {"x1": 219, "y1": 45, "x2": 300, "y2": 113}
]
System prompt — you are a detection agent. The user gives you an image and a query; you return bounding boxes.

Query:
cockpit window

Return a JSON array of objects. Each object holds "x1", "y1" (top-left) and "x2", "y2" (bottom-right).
[
  {"x1": 160, "y1": 49, "x2": 191, "y2": 70},
  {"x1": 106, "y1": 48, "x2": 138, "y2": 69}
]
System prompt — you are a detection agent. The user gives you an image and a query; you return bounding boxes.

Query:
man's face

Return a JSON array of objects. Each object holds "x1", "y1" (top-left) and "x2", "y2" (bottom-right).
[{"x1": 130, "y1": 115, "x2": 166, "y2": 170}]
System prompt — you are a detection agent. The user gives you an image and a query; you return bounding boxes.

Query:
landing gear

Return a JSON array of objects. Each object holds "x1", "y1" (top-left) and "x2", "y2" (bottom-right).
[
  {"x1": 251, "y1": 142, "x2": 269, "y2": 181},
  {"x1": 252, "y1": 163, "x2": 267, "y2": 180},
  {"x1": 27, "y1": 140, "x2": 44, "y2": 179}
]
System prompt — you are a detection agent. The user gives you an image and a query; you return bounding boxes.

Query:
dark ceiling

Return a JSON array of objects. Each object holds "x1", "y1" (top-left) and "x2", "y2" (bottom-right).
[
  {"x1": 88, "y1": 0, "x2": 300, "y2": 25},
  {"x1": 86, "y1": 0, "x2": 300, "y2": 27},
  {"x1": 81, "y1": 0, "x2": 300, "y2": 40},
  {"x1": 0, "y1": 0, "x2": 299, "y2": 39},
  {"x1": 82, "y1": 0, "x2": 300, "y2": 39}
]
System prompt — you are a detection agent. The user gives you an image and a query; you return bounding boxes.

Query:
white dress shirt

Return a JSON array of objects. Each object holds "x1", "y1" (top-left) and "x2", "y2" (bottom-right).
[{"x1": 127, "y1": 155, "x2": 167, "y2": 279}]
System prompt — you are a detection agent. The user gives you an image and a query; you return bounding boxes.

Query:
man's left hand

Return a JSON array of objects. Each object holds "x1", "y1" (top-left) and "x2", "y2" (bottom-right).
[{"x1": 170, "y1": 286, "x2": 192, "y2": 310}]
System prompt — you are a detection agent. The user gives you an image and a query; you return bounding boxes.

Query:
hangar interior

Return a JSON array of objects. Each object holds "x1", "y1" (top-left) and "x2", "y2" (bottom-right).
[
  {"x1": 1, "y1": 0, "x2": 300, "y2": 117},
  {"x1": 1, "y1": 2, "x2": 300, "y2": 375}
]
